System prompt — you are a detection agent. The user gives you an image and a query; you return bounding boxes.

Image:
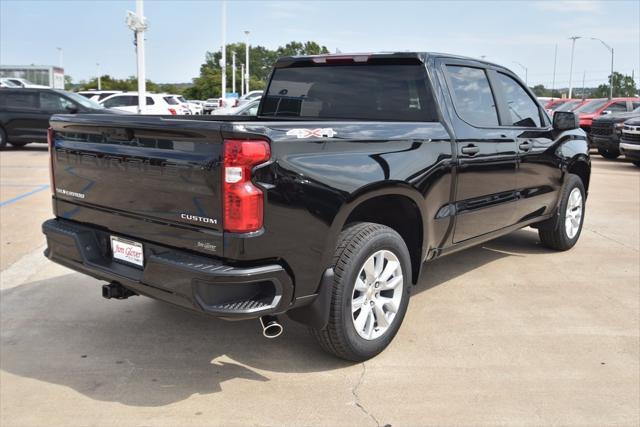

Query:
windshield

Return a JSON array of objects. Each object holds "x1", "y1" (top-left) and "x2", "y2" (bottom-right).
[
  {"x1": 262, "y1": 64, "x2": 438, "y2": 121},
  {"x1": 575, "y1": 99, "x2": 608, "y2": 114},
  {"x1": 556, "y1": 100, "x2": 583, "y2": 112},
  {"x1": 64, "y1": 91, "x2": 104, "y2": 109}
]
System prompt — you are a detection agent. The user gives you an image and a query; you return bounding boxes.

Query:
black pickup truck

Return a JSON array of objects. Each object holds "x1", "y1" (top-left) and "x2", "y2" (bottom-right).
[{"x1": 42, "y1": 52, "x2": 590, "y2": 361}]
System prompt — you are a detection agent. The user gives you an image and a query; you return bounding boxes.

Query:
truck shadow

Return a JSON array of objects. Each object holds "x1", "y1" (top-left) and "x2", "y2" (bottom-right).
[{"x1": 1, "y1": 229, "x2": 549, "y2": 407}]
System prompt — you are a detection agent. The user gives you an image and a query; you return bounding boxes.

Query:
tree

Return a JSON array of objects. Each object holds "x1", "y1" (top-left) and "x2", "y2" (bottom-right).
[
  {"x1": 591, "y1": 72, "x2": 637, "y2": 98},
  {"x1": 183, "y1": 41, "x2": 329, "y2": 100}
]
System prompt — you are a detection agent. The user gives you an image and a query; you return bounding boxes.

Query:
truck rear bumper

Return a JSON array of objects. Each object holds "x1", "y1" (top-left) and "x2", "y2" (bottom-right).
[{"x1": 42, "y1": 218, "x2": 293, "y2": 320}]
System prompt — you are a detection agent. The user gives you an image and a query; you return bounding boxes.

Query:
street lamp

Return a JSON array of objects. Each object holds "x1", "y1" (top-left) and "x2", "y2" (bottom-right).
[
  {"x1": 125, "y1": 0, "x2": 148, "y2": 114},
  {"x1": 220, "y1": 0, "x2": 227, "y2": 101},
  {"x1": 591, "y1": 37, "x2": 614, "y2": 99},
  {"x1": 513, "y1": 61, "x2": 528, "y2": 86},
  {"x1": 568, "y1": 36, "x2": 581, "y2": 98},
  {"x1": 244, "y1": 30, "x2": 250, "y2": 93}
]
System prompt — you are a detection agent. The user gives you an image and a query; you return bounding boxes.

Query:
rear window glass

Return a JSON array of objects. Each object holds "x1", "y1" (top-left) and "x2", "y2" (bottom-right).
[
  {"x1": 556, "y1": 100, "x2": 581, "y2": 112},
  {"x1": 261, "y1": 64, "x2": 438, "y2": 121}
]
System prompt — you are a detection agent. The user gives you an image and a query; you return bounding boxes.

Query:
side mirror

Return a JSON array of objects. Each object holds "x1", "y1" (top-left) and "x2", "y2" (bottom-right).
[
  {"x1": 553, "y1": 111, "x2": 579, "y2": 131},
  {"x1": 601, "y1": 110, "x2": 612, "y2": 115},
  {"x1": 65, "y1": 105, "x2": 79, "y2": 114}
]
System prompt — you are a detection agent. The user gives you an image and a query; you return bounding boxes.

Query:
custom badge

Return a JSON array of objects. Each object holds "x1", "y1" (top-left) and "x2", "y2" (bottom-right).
[{"x1": 286, "y1": 128, "x2": 337, "y2": 139}]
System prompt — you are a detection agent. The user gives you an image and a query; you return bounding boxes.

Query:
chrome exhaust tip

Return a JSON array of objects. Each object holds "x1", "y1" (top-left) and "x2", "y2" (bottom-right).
[{"x1": 259, "y1": 315, "x2": 283, "y2": 339}]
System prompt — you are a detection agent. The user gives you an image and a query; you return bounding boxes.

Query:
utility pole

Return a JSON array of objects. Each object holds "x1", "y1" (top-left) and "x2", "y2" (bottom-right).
[
  {"x1": 96, "y1": 63, "x2": 101, "y2": 90},
  {"x1": 220, "y1": 0, "x2": 227, "y2": 102},
  {"x1": 591, "y1": 37, "x2": 614, "y2": 99},
  {"x1": 244, "y1": 30, "x2": 250, "y2": 93},
  {"x1": 568, "y1": 36, "x2": 581, "y2": 98},
  {"x1": 126, "y1": 0, "x2": 148, "y2": 114},
  {"x1": 513, "y1": 61, "x2": 528, "y2": 86},
  {"x1": 232, "y1": 51, "x2": 236, "y2": 95},
  {"x1": 581, "y1": 71, "x2": 586, "y2": 100},
  {"x1": 551, "y1": 44, "x2": 558, "y2": 99},
  {"x1": 56, "y1": 47, "x2": 63, "y2": 68},
  {"x1": 240, "y1": 63, "x2": 245, "y2": 96}
]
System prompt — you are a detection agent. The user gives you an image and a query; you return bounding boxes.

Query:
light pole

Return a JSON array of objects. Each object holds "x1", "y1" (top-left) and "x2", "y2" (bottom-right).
[
  {"x1": 240, "y1": 63, "x2": 245, "y2": 96},
  {"x1": 568, "y1": 36, "x2": 581, "y2": 98},
  {"x1": 513, "y1": 61, "x2": 528, "y2": 86},
  {"x1": 232, "y1": 51, "x2": 236, "y2": 95},
  {"x1": 244, "y1": 30, "x2": 250, "y2": 93},
  {"x1": 56, "y1": 47, "x2": 63, "y2": 68},
  {"x1": 551, "y1": 44, "x2": 558, "y2": 99},
  {"x1": 96, "y1": 63, "x2": 101, "y2": 90},
  {"x1": 591, "y1": 37, "x2": 614, "y2": 99},
  {"x1": 125, "y1": 0, "x2": 148, "y2": 114},
  {"x1": 220, "y1": 0, "x2": 227, "y2": 101}
]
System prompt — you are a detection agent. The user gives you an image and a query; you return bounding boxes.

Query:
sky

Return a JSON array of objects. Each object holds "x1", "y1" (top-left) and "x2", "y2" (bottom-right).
[{"x1": 1, "y1": 0, "x2": 639, "y2": 89}]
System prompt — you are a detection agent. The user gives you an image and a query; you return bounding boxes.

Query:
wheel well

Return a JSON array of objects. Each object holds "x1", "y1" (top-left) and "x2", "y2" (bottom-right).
[
  {"x1": 344, "y1": 195, "x2": 423, "y2": 284},
  {"x1": 568, "y1": 160, "x2": 590, "y2": 193}
]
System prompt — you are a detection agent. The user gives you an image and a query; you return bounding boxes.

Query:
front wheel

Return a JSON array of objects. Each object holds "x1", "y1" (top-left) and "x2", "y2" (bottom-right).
[
  {"x1": 538, "y1": 174, "x2": 586, "y2": 251},
  {"x1": 310, "y1": 222, "x2": 411, "y2": 361},
  {"x1": 0, "y1": 127, "x2": 6, "y2": 150}
]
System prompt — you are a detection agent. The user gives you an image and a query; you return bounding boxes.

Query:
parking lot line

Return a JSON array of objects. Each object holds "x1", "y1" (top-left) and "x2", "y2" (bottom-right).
[{"x1": 0, "y1": 184, "x2": 49, "y2": 207}]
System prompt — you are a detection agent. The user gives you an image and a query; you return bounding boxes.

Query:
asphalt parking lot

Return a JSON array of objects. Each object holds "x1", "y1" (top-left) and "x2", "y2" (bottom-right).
[{"x1": 1, "y1": 145, "x2": 638, "y2": 427}]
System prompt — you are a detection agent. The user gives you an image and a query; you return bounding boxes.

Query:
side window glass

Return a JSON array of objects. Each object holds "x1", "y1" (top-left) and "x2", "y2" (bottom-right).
[
  {"x1": 607, "y1": 102, "x2": 626, "y2": 112},
  {"x1": 40, "y1": 93, "x2": 65, "y2": 111},
  {"x1": 102, "y1": 96, "x2": 123, "y2": 108},
  {"x1": 1, "y1": 92, "x2": 38, "y2": 109},
  {"x1": 495, "y1": 72, "x2": 541, "y2": 127},
  {"x1": 445, "y1": 65, "x2": 499, "y2": 127},
  {"x1": 146, "y1": 97, "x2": 155, "y2": 106}
]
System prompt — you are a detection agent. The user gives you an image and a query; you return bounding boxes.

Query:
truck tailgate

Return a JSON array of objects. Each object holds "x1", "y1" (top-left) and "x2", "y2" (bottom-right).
[{"x1": 49, "y1": 115, "x2": 225, "y2": 235}]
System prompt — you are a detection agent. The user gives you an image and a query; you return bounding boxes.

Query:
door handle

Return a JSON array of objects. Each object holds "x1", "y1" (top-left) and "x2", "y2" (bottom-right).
[
  {"x1": 461, "y1": 144, "x2": 480, "y2": 156},
  {"x1": 519, "y1": 141, "x2": 532, "y2": 151}
]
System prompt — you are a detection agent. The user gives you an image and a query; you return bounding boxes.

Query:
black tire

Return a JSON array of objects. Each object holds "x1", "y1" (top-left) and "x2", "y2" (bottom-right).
[
  {"x1": 633, "y1": 161, "x2": 640, "y2": 167},
  {"x1": 598, "y1": 148, "x2": 620, "y2": 159},
  {"x1": 0, "y1": 127, "x2": 6, "y2": 150},
  {"x1": 9, "y1": 141, "x2": 28, "y2": 147},
  {"x1": 538, "y1": 174, "x2": 586, "y2": 251},
  {"x1": 310, "y1": 222, "x2": 412, "y2": 361}
]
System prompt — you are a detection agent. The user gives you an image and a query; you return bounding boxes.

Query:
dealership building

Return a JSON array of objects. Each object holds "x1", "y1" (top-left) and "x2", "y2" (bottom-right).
[{"x1": 0, "y1": 65, "x2": 65, "y2": 89}]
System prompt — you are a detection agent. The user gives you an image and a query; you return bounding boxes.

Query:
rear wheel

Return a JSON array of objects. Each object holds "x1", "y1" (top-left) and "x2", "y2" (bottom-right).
[
  {"x1": 633, "y1": 161, "x2": 640, "y2": 167},
  {"x1": 310, "y1": 222, "x2": 411, "y2": 361},
  {"x1": 598, "y1": 148, "x2": 620, "y2": 159},
  {"x1": 538, "y1": 174, "x2": 585, "y2": 251}
]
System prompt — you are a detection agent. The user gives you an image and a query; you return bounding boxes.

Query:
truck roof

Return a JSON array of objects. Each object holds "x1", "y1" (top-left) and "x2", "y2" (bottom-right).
[{"x1": 274, "y1": 52, "x2": 506, "y2": 70}]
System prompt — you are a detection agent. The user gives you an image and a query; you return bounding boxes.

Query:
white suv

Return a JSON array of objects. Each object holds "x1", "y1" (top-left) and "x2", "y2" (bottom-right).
[{"x1": 99, "y1": 92, "x2": 189, "y2": 115}]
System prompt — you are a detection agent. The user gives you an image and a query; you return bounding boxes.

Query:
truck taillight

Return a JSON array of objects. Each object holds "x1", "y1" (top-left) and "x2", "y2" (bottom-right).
[
  {"x1": 168, "y1": 108, "x2": 177, "y2": 115},
  {"x1": 47, "y1": 127, "x2": 55, "y2": 195},
  {"x1": 223, "y1": 139, "x2": 270, "y2": 233}
]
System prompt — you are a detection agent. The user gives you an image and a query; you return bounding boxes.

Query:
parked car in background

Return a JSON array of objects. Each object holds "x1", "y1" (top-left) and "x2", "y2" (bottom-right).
[
  {"x1": 575, "y1": 98, "x2": 640, "y2": 135},
  {"x1": 203, "y1": 98, "x2": 220, "y2": 114},
  {"x1": 553, "y1": 99, "x2": 589, "y2": 114},
  {"x1": 167, "y1": 95, "x2": 194, "y2": 114},
  {"x1": 99, "y1": 92, "x2": 189, "y2": 115},
  {"x1": 543, "y1": 98, "x2": 570, "y2": 114},
  {"x1": 619, "y1": 119, "x2": 640, "y2": 167},
  {"x1": 186, "y1": 99, "x2": 204, "y2": 115},
  {"x1": 211, "y1": 98, "x2": 260, "y2": 116},
  {"x1": 235, "y1": 90, "x2": 264, "y2": 107},
  {"x1": 590, "y1": 107, "x2": 640, "y2": 159},
  {"x1": 0, "y1": 77, "x2": 49, "y2": 89},
  {"x1": 77, "y1": 90, "x2": 123, "y2": 102},
  {"x1": 0, "y1": 88, "x2": 114, "y2": 149},
  {"x1": 0, "y1": 78, "x2": 21, "y2": 88}
]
